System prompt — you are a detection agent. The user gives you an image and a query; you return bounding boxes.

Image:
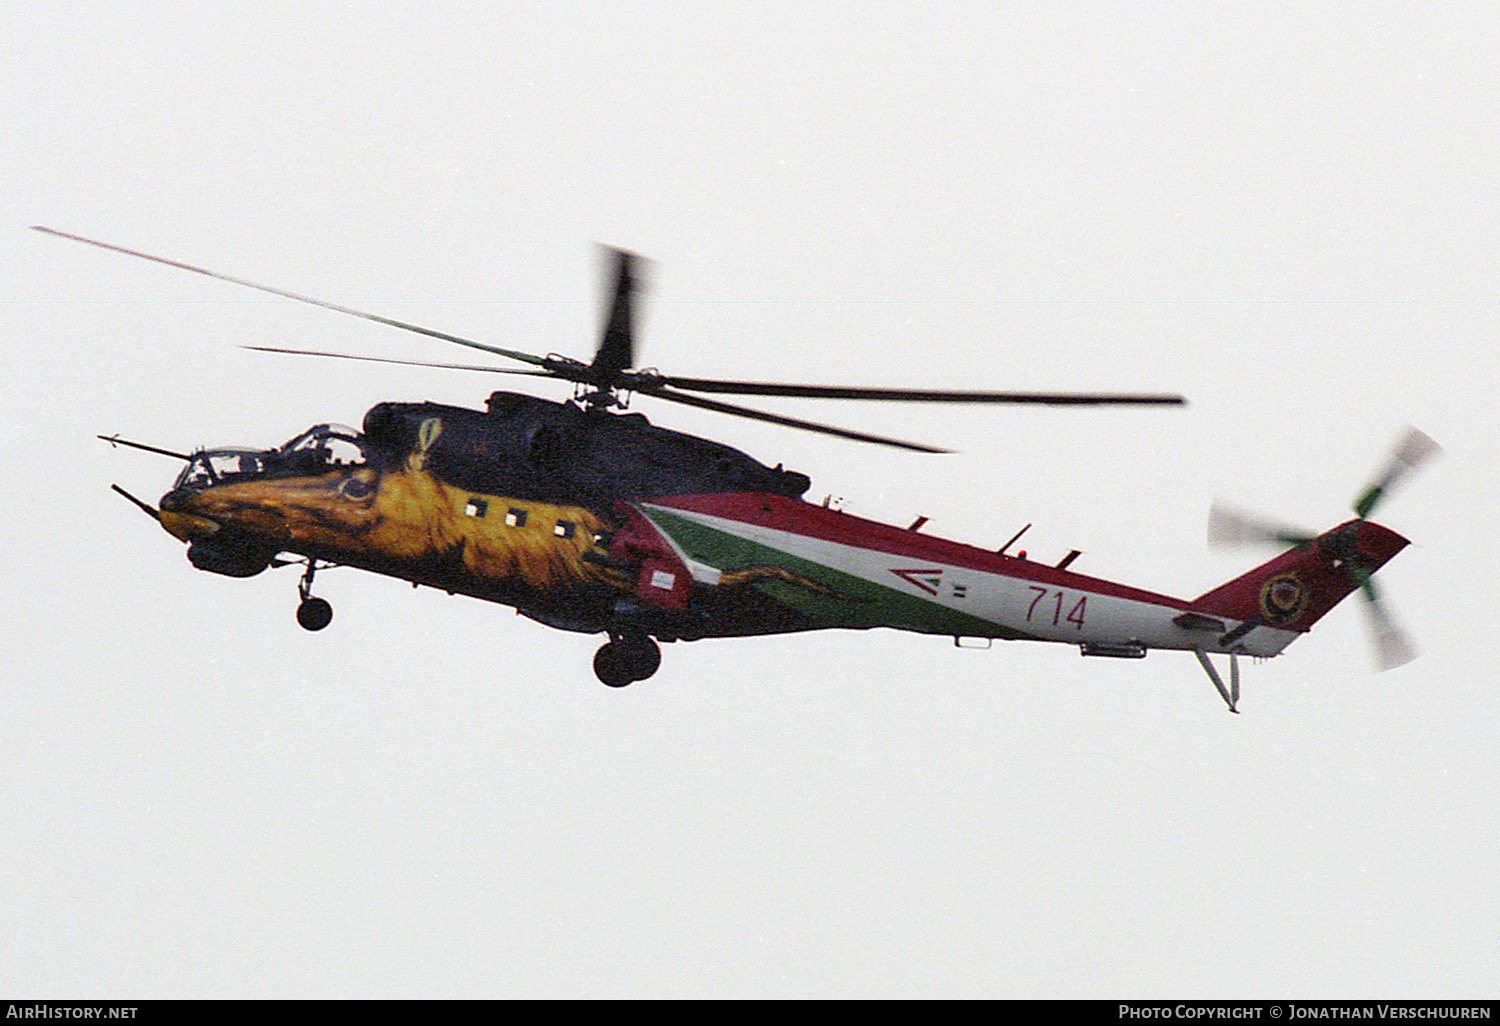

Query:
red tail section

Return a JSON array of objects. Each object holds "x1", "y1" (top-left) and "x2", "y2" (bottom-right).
[{"x1": 1190, "y1": 520, "x2": 1409, "y2": 632}]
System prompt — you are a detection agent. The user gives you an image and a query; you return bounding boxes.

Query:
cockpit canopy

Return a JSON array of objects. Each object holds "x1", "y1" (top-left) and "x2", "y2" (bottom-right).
[
  {"x1": 282, "y1": 423, "x2": 366, "y2": 466},
  {"x1": 173, "y1": 424, "x2": 366, "y2": 491}
]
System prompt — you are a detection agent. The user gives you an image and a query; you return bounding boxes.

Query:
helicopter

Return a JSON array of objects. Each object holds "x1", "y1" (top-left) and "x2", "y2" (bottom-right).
[{"x1": 40, "y1": 227, "x2": 1438, "y2": 709}]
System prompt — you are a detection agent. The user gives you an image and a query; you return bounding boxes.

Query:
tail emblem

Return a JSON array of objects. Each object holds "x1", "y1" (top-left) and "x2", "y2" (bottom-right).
[{"x1": 1259, "y1": 573, "x2": 1308, "y2": 625}]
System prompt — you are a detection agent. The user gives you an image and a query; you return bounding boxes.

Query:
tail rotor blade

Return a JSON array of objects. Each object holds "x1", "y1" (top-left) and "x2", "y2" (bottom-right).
[
  {"x1": 1208, "y1": 502, "x2": 1317, "y2": 549},
  {"x1": 1359, "y1": 578, "x2": 1417, "y2": 671},
  {"x1": 1354, "y1": 426, "x2": 1442, "y2": 519}
]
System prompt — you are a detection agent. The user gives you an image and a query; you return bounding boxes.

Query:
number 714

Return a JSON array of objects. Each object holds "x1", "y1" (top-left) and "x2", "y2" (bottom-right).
[{"x1": 1026, "y1": 586, "x2": 1087, "y2": 629}]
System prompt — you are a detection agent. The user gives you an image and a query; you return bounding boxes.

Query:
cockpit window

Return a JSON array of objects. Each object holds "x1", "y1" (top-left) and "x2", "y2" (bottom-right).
[
  {"x1": 178, "y1": 459, "x2": 216, "y2": 490},
  {"x1": 175, "y1": 448, "x2": 268, "y2": 490},
  {"x1": 215, "y1": 453, "x2": 264, "y2": 477}
]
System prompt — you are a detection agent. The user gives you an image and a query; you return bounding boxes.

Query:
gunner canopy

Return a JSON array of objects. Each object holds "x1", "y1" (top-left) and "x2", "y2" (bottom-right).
[{"x1": 172, "y1": 424, "x2": 366, "y2": 491}]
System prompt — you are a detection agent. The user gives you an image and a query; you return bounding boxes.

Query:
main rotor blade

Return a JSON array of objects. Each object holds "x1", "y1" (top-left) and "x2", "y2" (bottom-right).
[
  {"x1": 1358, "y1": 576, "x2": 1417, "y2": 671},
  {"x1": 1207, "y1": 502, "x2": 1318, "y2": 549},
  {"x1": 659, "y1": 376, "x2": 1187, "y2": 405},
  {"x1": 243, "y1": 345, "x2": 555, "y2": 377},
  {"x1": 592, "y1": 247, "x2": 644, "y2": 377},
  {"x1": 32, "y1": 226, "x2": 549, "y2": 368},
  {"x1": 648, "y1": 386, "x2": 951, "y2": 453},
  {"x1": 1353, "y1": 426, "x2": 1442, "y2": 519}
]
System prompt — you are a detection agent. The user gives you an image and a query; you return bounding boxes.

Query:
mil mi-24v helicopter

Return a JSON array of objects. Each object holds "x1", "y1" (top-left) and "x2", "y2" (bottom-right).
[{"x1": 40, "y1": 227, "x2": 1439, "y2": 710}]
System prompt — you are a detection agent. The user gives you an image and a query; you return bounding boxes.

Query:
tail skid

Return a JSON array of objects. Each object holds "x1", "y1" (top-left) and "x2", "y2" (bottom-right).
[{"x1": 1195, "y1": 648, "x2": 1241, "y2": 713}]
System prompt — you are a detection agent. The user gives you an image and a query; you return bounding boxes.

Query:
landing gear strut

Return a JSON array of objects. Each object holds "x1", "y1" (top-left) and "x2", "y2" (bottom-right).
[
  {"x1": 593, "y1": 632, "x2": 661, "y2": 687},
  {"x1": 295, "y1": 559, "x2": 333, "y2": 632}
]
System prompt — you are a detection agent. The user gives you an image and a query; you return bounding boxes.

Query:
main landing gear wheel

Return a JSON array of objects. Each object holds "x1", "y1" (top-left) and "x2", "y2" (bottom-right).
[
  {"x1": 296, "y1": 597, "x2": 333, "y2": 632},
  {"x1": 295, "y1": 558, "x2": 332, "y2": 631},
  {"x1": 593, "y1": 633, "x2": 662, "y2": 688}
]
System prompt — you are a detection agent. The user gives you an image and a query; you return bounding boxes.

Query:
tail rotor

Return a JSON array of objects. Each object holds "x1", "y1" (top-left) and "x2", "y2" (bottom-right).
[{"x1": 1208, "y1": 426, "x2": 1440, "y2": 671}]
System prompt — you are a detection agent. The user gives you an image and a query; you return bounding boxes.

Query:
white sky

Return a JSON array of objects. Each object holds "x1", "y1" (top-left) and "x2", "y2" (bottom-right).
[{"x1": 2, "y1": 1, "x2": 1496, "y2": 998}]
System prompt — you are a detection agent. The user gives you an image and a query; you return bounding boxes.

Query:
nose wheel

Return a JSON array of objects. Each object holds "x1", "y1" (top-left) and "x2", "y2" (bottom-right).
[
  {"x1": 593, "y1": 633, "x2": 661, "y2": 687},
  {"x1": 295, "y1": 559, "x2": 333, "y2": 632},
  {"x1": 296, "y1": 597, "x2": 333, "y2": 631}
]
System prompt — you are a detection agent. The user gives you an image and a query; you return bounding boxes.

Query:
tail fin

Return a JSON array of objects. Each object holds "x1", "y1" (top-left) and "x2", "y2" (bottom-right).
[{"x1": 1189, "y1": 519, "x2": 1408, "y2": 632}]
